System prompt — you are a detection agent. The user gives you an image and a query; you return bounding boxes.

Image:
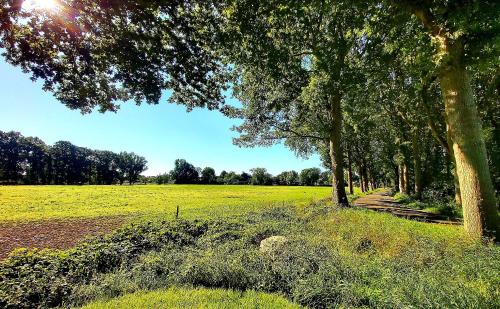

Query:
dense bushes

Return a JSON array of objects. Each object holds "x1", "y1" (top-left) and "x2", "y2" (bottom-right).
[{"x1": 1, "y1": 205, "x2": 499, "y2": 308}]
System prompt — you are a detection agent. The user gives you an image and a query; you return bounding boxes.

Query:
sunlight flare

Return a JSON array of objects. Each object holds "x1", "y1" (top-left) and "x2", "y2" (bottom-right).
[{"x1": 22, "y1": 0, "x2": 59, "y2": 11}]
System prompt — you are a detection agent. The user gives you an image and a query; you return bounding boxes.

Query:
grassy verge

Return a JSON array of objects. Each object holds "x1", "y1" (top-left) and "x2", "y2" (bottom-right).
[{"x1": 1, "y1": 199, "x2": 498, "y2": 309}]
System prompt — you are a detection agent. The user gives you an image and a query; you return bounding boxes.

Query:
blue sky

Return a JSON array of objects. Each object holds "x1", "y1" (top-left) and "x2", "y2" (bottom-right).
[{"x1": 0, "y1": 59, "x2": 321, "y2": 176}]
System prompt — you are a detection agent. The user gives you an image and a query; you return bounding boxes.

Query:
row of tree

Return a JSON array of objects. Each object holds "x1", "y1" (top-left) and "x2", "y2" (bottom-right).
[
  {"x1": 0, "y1": 131, "x2": 147, "y2": 185},
  {"x1": 152, "y1": 159, "x2": 334, "y2": 186},
  {"x1": 1, "y1": 0, "x2": 497, "y2": 239}
]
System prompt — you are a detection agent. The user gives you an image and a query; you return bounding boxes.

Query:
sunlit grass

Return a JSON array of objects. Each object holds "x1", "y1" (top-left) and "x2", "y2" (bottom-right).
[
  {"x1": 78, "y1": 287, "x2": 301, "y2": 309},
  {"x1": 0, "y1": 185, "x2": 332, "y2": 222}
]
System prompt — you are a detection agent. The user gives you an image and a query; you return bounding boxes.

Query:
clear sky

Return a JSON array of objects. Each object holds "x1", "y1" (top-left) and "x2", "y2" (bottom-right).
[{"x1": 0, "y1": 59, "x2": 321, "y2": 176}]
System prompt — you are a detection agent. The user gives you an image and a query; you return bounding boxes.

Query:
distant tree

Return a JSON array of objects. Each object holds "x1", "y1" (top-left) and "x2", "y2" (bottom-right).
[
  {"x1": 93, "y1": 150, "x2": 119, "y2": 185},
  {"x1": 222, "y1": 171, "x2": 241, "y2": 184},
  {"x1": 117, "y1": 152, "x2": 148, "y2": 185},
  {"x1": 0, "y1": 131, "x2": 23, "y2": 183},
  {"x1": 50, "y1": 141, "x2": 90, "y2": 185},
  {"x1": 201, "y1": 167, "x2": 217, "y2": 184},
  {"x1": 218, "y1": 170, "x2": 228, "y2": 184},
  {"x1": 318, "y1": 171, "x2": 332, "y2": 186},
  {"x1": 156, "y1": 173, "x2": 170, "y2": 185},
  {"x1": 275, "y1": 170, "x2": 299, "y2": 186},
  {"x1": 19, "y1": 136, "x2": 50, "y2": 185},
  {"x1": 169, "y1": 159, "x2": 199, "y2": 184},
  {"x1": 250, "y1": 168, "x2": 273, "y2": 186},
  {"x1": 300, "y1": 168, "x2": 321, "y2": 186},
  {"x1": 239, "y1": 172, "x2": 251, "y2": 185}
]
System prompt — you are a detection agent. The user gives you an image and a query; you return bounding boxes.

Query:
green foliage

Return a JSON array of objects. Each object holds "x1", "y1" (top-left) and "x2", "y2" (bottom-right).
[
  {"x1": 0, "y1": 0, "x2": 230, "y2": 112},
  {"x1": 0, "y1": 130, "x2": 147, "y2": 185},
  {"x1": 275, "y1": 171, "x2": 300, "y2": 186},
  {"x1": 201, "y1": 167, "x2": 217, "y2": 184},
  {"x1": 155, "y1": 173, "x2": 170, "y2": 185},
  {"x1": 250, "y1": 168, "x2": 273, "y2": 186},
  {"x1": 300, "y1": 168, "x2": 322, "y2": 186},
  {"x1": 169, "y1": 159, "x2": 199, "y2": 184}
]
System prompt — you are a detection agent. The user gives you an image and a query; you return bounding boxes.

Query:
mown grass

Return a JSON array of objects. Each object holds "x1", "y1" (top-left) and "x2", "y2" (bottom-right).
[
  {"x1": 78, "y1": 287, "x2": 301, "y2": 309},
  {"x1": 0, "y1": 185, "x2": 333, "y2": 222}
]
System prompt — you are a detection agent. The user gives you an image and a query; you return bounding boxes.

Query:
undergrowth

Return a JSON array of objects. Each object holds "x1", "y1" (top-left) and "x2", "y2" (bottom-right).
[{"x1": 1, "y1": 201, "x2": 498, "y2": 309}]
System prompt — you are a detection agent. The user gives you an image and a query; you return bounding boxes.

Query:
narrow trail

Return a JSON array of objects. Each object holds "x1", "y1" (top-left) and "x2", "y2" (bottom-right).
[{"x1": 353, "y1": 189, "x2": 462, "y2": 225}]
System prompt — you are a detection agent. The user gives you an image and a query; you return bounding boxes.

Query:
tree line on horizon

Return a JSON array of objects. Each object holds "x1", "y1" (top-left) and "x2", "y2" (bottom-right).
[
  {"x1": 151, "y1": 158, "x2": 337, "y2": 187},
  {"x1": 0, "y1": 0, "x2": 498, "y2": 239},
  {"x1": 0, "y1": 130, "x2": 147, "y2": 185}
]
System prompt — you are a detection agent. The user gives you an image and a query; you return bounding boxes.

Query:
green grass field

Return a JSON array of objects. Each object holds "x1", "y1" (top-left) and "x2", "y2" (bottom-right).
[{"x1": 0, "y1": 185, "x2": 333, "y2": 222}]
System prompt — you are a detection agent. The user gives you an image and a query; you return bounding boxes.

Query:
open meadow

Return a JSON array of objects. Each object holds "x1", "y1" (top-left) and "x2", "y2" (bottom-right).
[{"x1": 0, "y1": 185, "x2": 332, "y2": 223}]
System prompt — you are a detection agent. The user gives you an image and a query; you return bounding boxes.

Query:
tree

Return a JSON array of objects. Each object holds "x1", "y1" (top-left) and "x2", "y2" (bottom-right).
[
  {"x1": 169, "y1": 159, "x2": 199, "y2": 184},
  {"x1": 240, "y1": 172, "x2": 251, "y2": 184},
  {"x1": 116, "y1": 152, "x2": 147, "y2": 185},
  {"x1": 93, "y1": 150, "x2": 119, "y2": 185},
  {"x1": 201, "y1": 167, "x2": 217, "y2": 184},
  {"x1": 50, "y1": 141, "x2": 91, "y2": 184},
  {"x1": 224, "y1": 0, "x2": 367, "y2": 207},
  {"x1": 222, "y1": 171, "x2": 241, "y2": 185},
  {"x1": 0, "y1": 0, "x2": 229, "y2": 113},
  {"x1": 250, "y1": 168, "x2": 273, "y2": 186},
  {"x1": 155, "y1": 173, "x2": 170, "y2": 185},
  {"x1": 275, "y1": 171, "x2": 299, "y2": 186},
  {"x1": 300, "y1": 168, "x2": 321, "y2": 186},
  {"x1": 367, "y1": 1, "x2": 500, "y2": 239},
  {"x1": 0, "y1": 131, "x2": 24, "y2": 183},
  {"x1": 319, "y1": 171, "x2": 332, "y2": 187}
]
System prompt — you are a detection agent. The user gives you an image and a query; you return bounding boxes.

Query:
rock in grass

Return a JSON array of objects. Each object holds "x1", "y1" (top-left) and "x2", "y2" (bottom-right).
[{"x1": 259, "y1": 236, "x2": 288, "y2": 256}]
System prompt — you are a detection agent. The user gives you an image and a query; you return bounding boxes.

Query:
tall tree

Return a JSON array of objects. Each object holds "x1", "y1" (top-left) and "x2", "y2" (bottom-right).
[
  {"x1": 375, "y1": 1, "x2": 500, "y2": 239},
  {"x1": 224, "y1": 0, "x2": 366, "y2": 207}
]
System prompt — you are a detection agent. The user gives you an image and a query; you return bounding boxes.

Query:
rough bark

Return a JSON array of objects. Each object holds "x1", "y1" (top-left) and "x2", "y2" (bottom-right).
[
  {"x1": 438, "y1": 39, "x2": 499, "y2": 239},
  {"x1": 329, "y1": 98, "x2": 349, "y2": 207},
  {"x1": 446, "y1": 126, "x2": 463, "y2": 207},
  {"x1": 359, "y1": 164, "x2": 365, "y2": 192},
  {"x1": 398, "y1": 164, "x2": 405, "y2": 194},
  {"x1": 403, "y1": 163, "x2": 410, "y2": 195}
]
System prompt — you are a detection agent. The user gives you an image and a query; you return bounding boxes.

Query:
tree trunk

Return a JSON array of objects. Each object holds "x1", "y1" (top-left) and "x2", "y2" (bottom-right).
[
  {"x1": 395, "y1": 166, "x2": 400, "y2": 192},
  {"x1": 329, "y1": 137, "x2": 349, "y2": 207},
  {"x1": 398, "y1": 164, "x2": 405, "y2": 194},
  {"x1": 446, "y1": 126, "x2": 463, "y2": 207},
  {"x1": 412, "y1": 6, "x2": 499, "y2": 240},
  {"x1": 438, "y1": 40, "x2": 499, "y2": 240},
  {"x1": 412, "y1": 131, "x2": 423, "y2": 200},
  {"x1": 347, "y1": 150, "x2": 354, "y2": 195},
  {"x1": 359, "y1": 164, "x2": 365, "y2": 192},
  {"x1": 362, "y1": 160, "x2": 369, "y2": 193},
  {"x1": 329, "y1": 99, "x2": 349, "y2": 207},
  {"x1": 403, "y1": 163, "x2": 410, "y2": 195}
]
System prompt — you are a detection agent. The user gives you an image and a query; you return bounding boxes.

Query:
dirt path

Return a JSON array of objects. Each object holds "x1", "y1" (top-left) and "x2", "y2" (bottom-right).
[
  {"x1": 354, "y1": 190, "x2": 461, "y2": 225},
  {"x1": 0, "y1": 217, "x2": 125, "y2": 260}
]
